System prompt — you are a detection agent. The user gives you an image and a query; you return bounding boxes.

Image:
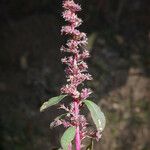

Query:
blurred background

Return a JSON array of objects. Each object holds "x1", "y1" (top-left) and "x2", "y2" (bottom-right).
[{"x1": 0, "y1": 0, "x2": 150, "y2": 149}]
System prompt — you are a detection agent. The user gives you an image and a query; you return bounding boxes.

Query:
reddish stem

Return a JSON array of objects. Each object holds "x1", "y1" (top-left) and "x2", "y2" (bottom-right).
[{"x1": 74, "y1": 100, "x2": 81, "y2": 150}]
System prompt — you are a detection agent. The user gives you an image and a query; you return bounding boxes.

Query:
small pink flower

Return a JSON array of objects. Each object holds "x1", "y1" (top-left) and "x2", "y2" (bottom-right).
[
  {"x1": 62, "y1": 10, "x2": 82, "y2": 27},
  {"x1": 78, "y1": 61, "x2": 88, "y2": 72},
  {"x1": 50, "y1": 119, "x2": 63, "y2": 128},
  {"x1": 81, "y1": 50, "x2": 90, "y2": 59},
  {"x1": 59, "y1": 104, "x2": 70, "y2": 112},
  {"x1": 61, "y1": 84, "x2": 80, "y2": 98},
  {"x1": 67, "y1": 40, "x2": 79, "y2": 49},
  {"x1": 61, "y1": 57, "x2": 68, "y2": 63},
  {"x1": 72, "y1": 18, "x2": 82, "y2": 27},
  {"x1": 62, "y1": 10, "x2": 77, "y2": 22},
  {"x1": 61, "y1": 26, "x2": 74, "y2": 35},
  {"x1": 85, "y1": 73, "x2": 93, "y2": 80},
  {"x1": 63, "y1": 0, "x2": 81, "y2": 12},
  {"x1": 80, "y1": 88, "x2": 92, "y2": 100},
  {"x1": 95, "y1": 130, "x2": 102, "y2": 141},
  {"x1": 60, "y1": 45, "x2": 68, "y2": 52},
  {"x1": 72, "y1": 29, "x2": 81, "y2": 36}
]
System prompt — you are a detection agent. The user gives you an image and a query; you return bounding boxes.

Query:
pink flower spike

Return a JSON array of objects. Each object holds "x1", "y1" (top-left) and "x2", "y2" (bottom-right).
[{"x1": 41, "y1": 0, "x2": 106, "y2": 149}]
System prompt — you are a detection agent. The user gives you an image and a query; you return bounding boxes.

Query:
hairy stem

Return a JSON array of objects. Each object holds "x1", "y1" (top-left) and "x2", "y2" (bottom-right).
[{"x1": 74, "y1": 100, "x2": 81, "y2": 150}]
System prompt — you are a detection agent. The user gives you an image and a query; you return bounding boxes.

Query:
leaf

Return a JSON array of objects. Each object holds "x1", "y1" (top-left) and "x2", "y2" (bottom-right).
[
  {"x1": 61, "y1": 127, "x2": 76, "y2": 150},
  {"x1": 40, "y1": 95, "x2": 67, "y2": 112},
  {"x1": 84, "y1": 100, "x2": 106, "y2": 131},
  {"x1": 86, "y1": 139, "x2": 94, "y2": 150},
  {"x1": 88, "y1": 32, "x2": 98, "y2": 50},
  {"x1": 54, "y1": 113, "x2": 68, "y2": 121},
  {"x1": 50, "y1": 113, "x2": 68, "y2": 128}
]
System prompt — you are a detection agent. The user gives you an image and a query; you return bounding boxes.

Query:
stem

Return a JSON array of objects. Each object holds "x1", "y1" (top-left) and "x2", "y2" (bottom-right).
[{"x1": 74, "y1": 100, "x2": 81, "y2": 150}]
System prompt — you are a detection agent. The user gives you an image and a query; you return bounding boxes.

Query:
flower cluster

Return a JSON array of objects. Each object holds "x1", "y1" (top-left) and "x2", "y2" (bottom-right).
[
  {"x1": 60, "y1": 0, "x2": 92, "y2": 100},
  {"x1": 40, "y1": 1, "x2": 105, "y2": 149},
  {"x1": 51, "y1": 0, "x2": 102, "y2": 147}
]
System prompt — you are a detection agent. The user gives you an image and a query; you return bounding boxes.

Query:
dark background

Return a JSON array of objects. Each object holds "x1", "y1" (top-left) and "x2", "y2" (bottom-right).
[{"x1": 0, "y1": 0, "x2": 150, "y2": 149}]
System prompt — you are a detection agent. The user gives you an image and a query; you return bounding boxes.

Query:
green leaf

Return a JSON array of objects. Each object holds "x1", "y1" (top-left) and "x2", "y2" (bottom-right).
[
  {"x1": 54, "y1": 113, "x2": 68, "y2": 121},
  {"x1": 84, "y1": 100, "x2": 106, "y2": 131},
  {"x1": 40, "y1": 95, "x2": 67, "y2": 112},
  {"x1": 86, "y1": 139, "x2": 94, "y2": 150},
  {"x1": 88, "y1": 32, "x2": 98, "y2": 50},
  {"x1": 61, "y1": 127, "x2": 76, "y2": 150},
  {"x1": 50, "y1": 113, "x2": 68, "y2": 128}
]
